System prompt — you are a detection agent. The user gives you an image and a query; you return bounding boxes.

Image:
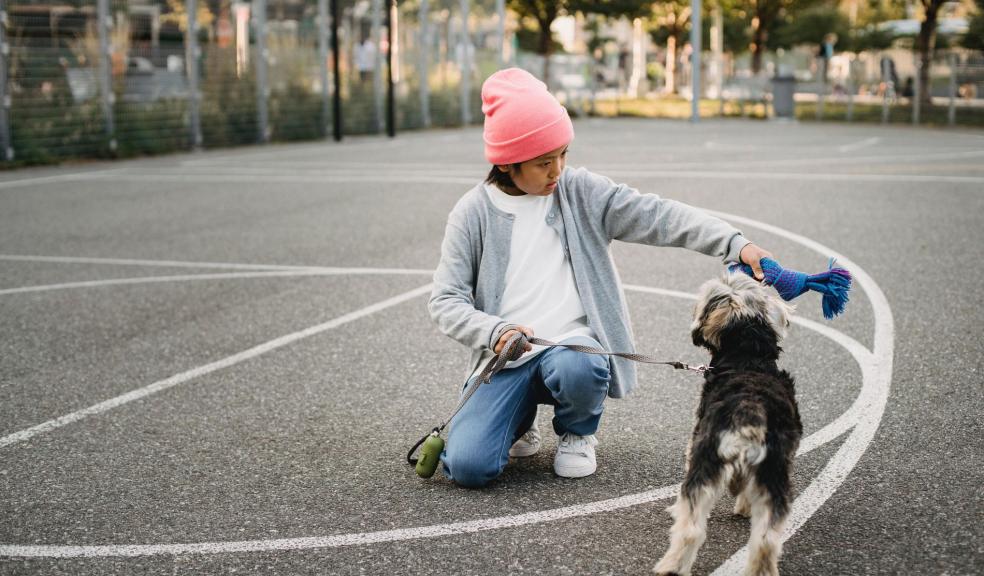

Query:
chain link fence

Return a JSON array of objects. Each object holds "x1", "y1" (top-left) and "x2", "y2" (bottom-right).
[
  {"x1": 2, "y1": 1, "x2": 982, "y2": 167},
  {"x1": 1, "y1": 0, "x2": 510, "y2": 166}
]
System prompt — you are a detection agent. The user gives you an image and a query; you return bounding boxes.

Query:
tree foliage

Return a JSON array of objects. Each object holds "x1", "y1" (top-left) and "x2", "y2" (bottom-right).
[{"x1": 962, "y1": 0, "x2": 984, "y2": 52}]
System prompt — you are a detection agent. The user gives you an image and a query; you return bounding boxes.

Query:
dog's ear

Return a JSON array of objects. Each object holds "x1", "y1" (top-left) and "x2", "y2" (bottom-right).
[
  {"x1": 691, "y1": 321, "x2": 707, "y2": 348},
  {"x1": 764, "y1": 290, "x2": 795, "y2": 340},
  {"x1": 692, "y1": 280, "x2": 734, "y2": 351}
]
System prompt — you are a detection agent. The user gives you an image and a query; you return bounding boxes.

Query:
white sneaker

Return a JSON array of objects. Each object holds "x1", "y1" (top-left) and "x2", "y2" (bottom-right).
[
  {"x1": 509, "y1": 419, "x2": 541, "y2": 458},
  {"x1": 553, "y1": 432, "x2": 598, "y2": 478}
]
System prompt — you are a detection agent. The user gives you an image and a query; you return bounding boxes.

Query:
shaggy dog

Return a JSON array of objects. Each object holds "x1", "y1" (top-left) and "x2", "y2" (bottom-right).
[{"x1": 654, "y1": 273, "x2": 802, "y2": 576}]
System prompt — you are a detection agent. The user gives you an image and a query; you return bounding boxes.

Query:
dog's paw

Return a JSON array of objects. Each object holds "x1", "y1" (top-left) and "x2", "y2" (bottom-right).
[{"x1": 653, "y1": 560, "x2": 685, "y2": 576}]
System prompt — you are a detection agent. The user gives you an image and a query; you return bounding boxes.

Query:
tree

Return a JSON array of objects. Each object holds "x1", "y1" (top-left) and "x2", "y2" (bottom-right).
[
  {"x1": 961, "y1": 0, "x2": 984, "y2": 53},
  {"x1": 649, "y1": 0, "x2": 691, "y2": 94},
  {"x1": 507, "y1": 0, "x2": 566, "y2": 85},
  {"x1": 507, "y1": 0, "x2": 653, "y2": 85},
  {"x1": 724, "y1": 0, "x2": 824, "y2": 74},
  {"x1": 916, "y1": 0, "x2": 947, "y2": 104}
]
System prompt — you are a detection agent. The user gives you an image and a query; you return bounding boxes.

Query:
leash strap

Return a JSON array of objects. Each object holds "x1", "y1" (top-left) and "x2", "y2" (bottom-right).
[{"x1": 407, "y1": 333, "x2": 709, "y2": 466}]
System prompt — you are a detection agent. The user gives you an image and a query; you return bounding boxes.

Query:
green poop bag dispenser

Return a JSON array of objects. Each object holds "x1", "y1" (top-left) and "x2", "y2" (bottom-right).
[{"x1": 414, "y1": 431, "x2": 445, "y2": 478}]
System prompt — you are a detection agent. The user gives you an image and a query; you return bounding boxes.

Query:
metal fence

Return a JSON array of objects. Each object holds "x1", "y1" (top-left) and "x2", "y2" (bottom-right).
[
  {"x1": 2, "y1": 1, "x2": 982, "y2": 167},
  {"x1": 1, "y1": 0, "x2": 511, "y2": 166}
]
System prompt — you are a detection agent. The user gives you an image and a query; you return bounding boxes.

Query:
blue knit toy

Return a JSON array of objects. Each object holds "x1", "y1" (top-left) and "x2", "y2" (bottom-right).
[{"x1": 731, "y1": 257, "x2": 852, "y2": 319}]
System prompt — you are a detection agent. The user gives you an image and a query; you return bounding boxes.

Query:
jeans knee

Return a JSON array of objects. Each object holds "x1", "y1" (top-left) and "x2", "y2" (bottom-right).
[
  {"x1": 551, "y1": 351, "x2": 610, "y2": 401},
  {"x1": 443, "y1": 448, "x2": 501, "y2": 488}
]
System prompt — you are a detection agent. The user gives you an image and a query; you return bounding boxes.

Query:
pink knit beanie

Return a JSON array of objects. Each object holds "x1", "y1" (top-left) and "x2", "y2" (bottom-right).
[{"x1": 481, "y1": 68, "x2": 574, "y2": 165}]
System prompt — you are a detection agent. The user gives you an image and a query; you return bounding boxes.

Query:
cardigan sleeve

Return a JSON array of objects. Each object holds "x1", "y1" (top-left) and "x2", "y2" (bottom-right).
[
  {"x1": 574, "y1": 168, "x2": 749, "y2": 263},
  {"x1": 428, "y1": 215, "x2": 509, "y2": 351}
]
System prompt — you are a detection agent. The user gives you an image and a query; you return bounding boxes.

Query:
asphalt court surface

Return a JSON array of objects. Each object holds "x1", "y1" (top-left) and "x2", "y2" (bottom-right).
[{"x1": 1, "y1": 119, "x2": 982, "y2": 575}]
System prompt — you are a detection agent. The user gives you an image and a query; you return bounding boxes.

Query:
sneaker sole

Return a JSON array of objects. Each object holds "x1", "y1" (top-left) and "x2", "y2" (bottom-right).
[
  {"x1": 508, "y1": 444, "x2": 540, "y2": 458},
  {"x1": 553, "y1": 463, "x2": 597, "y2": 478}
]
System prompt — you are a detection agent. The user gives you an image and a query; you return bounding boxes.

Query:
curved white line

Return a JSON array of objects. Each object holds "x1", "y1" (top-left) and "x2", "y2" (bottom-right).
[
  {"x1": 706, "y1": 211, "x2": 893, "y2": 575},
  {"x1": 0, "y1": 487, "x2": 681, "y2": 558},
  {"x1": 0, "y1": 211, "x2": 892, "y2": 562},
  {"x1": 0, "y1": 283, "x2": 870, "y2": 558},
  {"x1": 0, "y1": 284, "x2": 434, "y2": 449}
]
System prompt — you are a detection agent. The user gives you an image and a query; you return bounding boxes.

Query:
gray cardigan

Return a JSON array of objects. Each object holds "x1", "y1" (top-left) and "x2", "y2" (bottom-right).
[{"x1": 428, "y1": 166, "x2": 749, "y2": 398}]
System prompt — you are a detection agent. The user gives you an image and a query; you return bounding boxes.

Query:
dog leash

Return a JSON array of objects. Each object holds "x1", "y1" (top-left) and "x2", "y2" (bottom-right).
[{"x1": 407, "y1": 332, "x2": 711, "y2": 477}]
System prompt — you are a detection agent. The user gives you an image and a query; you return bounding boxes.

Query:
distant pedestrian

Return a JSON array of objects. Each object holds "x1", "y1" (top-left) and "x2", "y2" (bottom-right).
[
  {"x1": 817, "y1": 33, "x2": 837, "y2": 82},
  {"x1": 429, "y1": 68, "x2": 775, "y2": 488},
  {"x1": 355, "y1": 37, "x2": 376, "y2": 83}
]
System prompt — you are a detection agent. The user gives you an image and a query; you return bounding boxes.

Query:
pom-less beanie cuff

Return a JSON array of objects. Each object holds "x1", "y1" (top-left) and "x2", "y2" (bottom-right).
[{"x1": 482, "y1": 68, "x2": 574, "y2": 165}]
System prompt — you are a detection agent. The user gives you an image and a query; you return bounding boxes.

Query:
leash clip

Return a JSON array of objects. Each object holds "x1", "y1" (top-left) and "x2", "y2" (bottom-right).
[{"x1": 684, "y1": 363, "x2": 712, "y2": 375}]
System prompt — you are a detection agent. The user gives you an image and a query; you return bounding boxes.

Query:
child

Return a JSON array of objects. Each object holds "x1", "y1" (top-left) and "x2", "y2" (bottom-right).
[{"x1": 429, "y1": 68, "x2": 772, "y2": 488}]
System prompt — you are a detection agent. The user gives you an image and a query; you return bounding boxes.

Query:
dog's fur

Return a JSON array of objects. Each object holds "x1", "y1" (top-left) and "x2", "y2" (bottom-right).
[{"x1": 654, "y1": 273, "x2": 802, "y2": 576}]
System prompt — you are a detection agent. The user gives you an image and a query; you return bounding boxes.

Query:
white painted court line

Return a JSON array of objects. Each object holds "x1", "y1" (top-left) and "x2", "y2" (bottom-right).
[
  {"x1": 65, "y1": 173, "x2": 480, "y2": 186},
  {"x1": 0, "y1": 254, "x2": 313, "y2": 271},
  {"x1": 838, "y1": 137, "x2": 881, "y2": 153},
  {"x1": 0, "y1": 283, "x2": 434, "y2": 449},
  {"x1": 625, "y1": 285, "x2": 872, "y2": 457},
  {"x1": 0, "y1": 285, "x2": 865, "y2": 558},
  {"x1": 610, "y1": 169, "x2": 984, "y2": 185},
  {"x1": 55, "y1": 169, "x2": 984, "y2": 186},
  {"x1": 0, "y1": 278, "x2": 870, "y2": 558},
  {"x1": 0, "y1": 269, "x2": 433, "y2": 296},
  {"x1": 0, "y1": 168, "x2": 125, "y2": 190},
  {"x1": 706, "y1": 210, "x2": 893, "y2": 576},
  {"x1": 0, "y1": 211, "x2": 892, "y2": 563},
  {"x1": 0, "y1": 486, "x2": 680, "y2": 558}
]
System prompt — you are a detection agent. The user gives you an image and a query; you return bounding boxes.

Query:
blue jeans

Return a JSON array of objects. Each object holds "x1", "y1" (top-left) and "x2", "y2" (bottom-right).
[{"x1": 441, "y1": 335, "x2": 611, "y2": 488}]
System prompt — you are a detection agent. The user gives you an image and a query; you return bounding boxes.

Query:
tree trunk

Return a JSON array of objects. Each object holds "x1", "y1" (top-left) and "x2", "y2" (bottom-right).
[
  {"x1": 917, "y1": 0, "x2": 943, "y2": 105},
  {"x1": 538, "y1": 17, "x2": 553, "y2": 87},
  {"x1": 751, "y1": 21, "x2": 766, "y2": 75},
  {"x1": 665, "y1": 35, "x2": 676, "y2": 94}
]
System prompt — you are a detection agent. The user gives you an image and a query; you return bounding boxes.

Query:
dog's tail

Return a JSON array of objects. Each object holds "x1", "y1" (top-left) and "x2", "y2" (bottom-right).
[{"x1": 718, "y1": 403, "x2": 768, "y2": 468}]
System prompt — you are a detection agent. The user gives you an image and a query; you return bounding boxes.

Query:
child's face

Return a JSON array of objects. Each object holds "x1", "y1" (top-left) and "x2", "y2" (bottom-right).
[{"x1": 501, "y1": 144, "x2": 568, "y2": 196}]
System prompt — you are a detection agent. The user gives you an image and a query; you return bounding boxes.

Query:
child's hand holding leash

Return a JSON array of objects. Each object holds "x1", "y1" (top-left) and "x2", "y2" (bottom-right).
[{"x1": 495, "y1": 325, "x2": 534, "y2": 357}]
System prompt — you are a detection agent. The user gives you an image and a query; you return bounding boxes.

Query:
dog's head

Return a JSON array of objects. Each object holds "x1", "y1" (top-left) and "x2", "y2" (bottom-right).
[{"x1": 691, "y1": 272, "x2": 794, "y2": 355}]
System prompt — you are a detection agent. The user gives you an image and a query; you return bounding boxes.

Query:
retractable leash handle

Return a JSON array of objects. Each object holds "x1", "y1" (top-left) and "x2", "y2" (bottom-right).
[{"x1": 731, "y1": 257, "x2": 852, "y2": 319}]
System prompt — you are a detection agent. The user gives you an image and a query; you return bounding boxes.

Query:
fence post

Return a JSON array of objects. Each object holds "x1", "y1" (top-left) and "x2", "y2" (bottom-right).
[
  {"x1": 385, "y1": 0, "x2": 394, "y2": 137},
  {"x1": 912, "y1": 56, "x2": 920, "y2": 126},
  {"x1": 253, "y1": 0, "x2": 269, "y2": 143},
  {"x1": 97, "y1": 0, "x2": 116, "y2": 152},
  {"x1": 0, "y1": 0, "x2": 12, "y2": 161},
  {"x1": 846, "y1": 57, "x2": 854, "y2": 122},
  {"x1": 371, "y1": 0, "x2": 384, "y2": 133},
  {"x1": 318, "y1": 0, "x2": 331, "y2": 138},
  {"x1": 816, "y1": 58, "x2": 826, "y2": 121},
  {"x1": 331, "y1": 0, "x2": 341, "y2": 141},
  {"x1": 496, "y1": 0, "x2": 505, "y2": 66},
  {"x1": 881, "y1": 57, "x2": 890, "y2": 124},
  {"x1": 690, "y1": 0, "x2": 701, "y2": 123},
  {"x1": 417, "y1": 0, "x2": 431, "y2": 127},
  {"x1": 186, "y1": 0, "x2": 202, "y2": 149},
  {"x1": 458, "y1": 0, "x2": 471, "y2": 126},
  {"x1": 947, "y1": 52, "x2": 956, "y2": 127}
]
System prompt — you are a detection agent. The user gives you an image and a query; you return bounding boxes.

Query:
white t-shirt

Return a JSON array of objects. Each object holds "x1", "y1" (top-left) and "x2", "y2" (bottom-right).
[{"x1": 471, "y1": 183, "x2": 594, "y2": 380}]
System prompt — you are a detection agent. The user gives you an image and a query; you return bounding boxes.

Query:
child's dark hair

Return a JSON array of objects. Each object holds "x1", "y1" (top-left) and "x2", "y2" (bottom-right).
[{"x1": 486, "y1": 164, "x2": 520, "y2": 190}]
